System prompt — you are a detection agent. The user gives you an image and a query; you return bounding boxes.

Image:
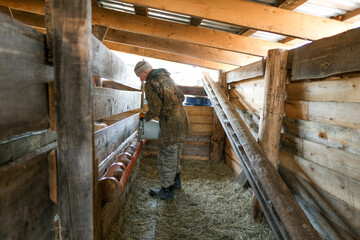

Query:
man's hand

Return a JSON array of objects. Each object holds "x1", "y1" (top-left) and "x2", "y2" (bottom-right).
[{"x1": 139, "y1": 112, "x2": 145, "y2": 121}]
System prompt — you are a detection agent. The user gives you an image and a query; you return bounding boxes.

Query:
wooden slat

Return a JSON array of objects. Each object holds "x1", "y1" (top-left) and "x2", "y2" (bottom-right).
[
  {"x1": 281, "y1": 134, "x2": 360, "y2": 181},
  {"x1": 104, "y1": 29, "x2": 261, "y2": 66},
  {"x1": 0, "y1": 5, "x2": 12, "y2": 17},
  {"x1": 283, "y1": 117, "x2": 360, "y2": 156},
  {"x1": 94, "y1": 114, "x2": 139, "y2": 164},
  {"x1": 92, "y1": 24, "x2": 108, "y2": 42},
  {"x1": 279, "y1": 166, "x2": 360, "y2": 239},
  {"x1": 258, "y1": 49, "x2": 288, "y2": 167},
  {"x1": 229, "y1": 97, "x2": 263, "y2": 113},
  {"x1": 290, "y1": 28, "x2": 360, "y2": 80},
  {"x1": 142, "y1": 149, "x2": 209, "y2": 160},
  {"x1": 229, "y1": 87, "x2": 264, "y2": 101},
  {"x1": 342, "y1": 7, "x2": 360, "y2": 24},
  {"x1": 0, "y1": 13, "x2": 53, "y2": 140},
  {"x1": 93, "y1": 87, "x2": 141, "y2": 121},
  {"x1": 51, "y1": 1, "x2": 96, "y2": 239},
  {"x1": 285, "y1": 101, "x2": 360, "y2": 129},
  {"x1": 91, "y1": 35, "x2": 140, "y2": 90},
  {"x1": 190, "y1": 123, "x2": 213, "y2": 134},
  {"x1": 0, "y1": 149, "x2": 57, "y2": 239},
  {"x1": 286, "y1": 76, "x2": 360, "y2": 102},
  {"x1": 188, "y1": 115, "x2": 213, "y2": 124},
  {"x1": 103, "y1": 41, "x2": 238, "y2": 71},
  {"x1": 101, "y1": 79, "x2": 139, "y2": 91},
  {"x1": 0, "y1": 130, "x2": 57, "y2": 166},
  {"x1": 279, "y1": 150, "x2": 360, "y2": 210},
  {"x1": 226, "y1": 60, "x2": 265, "y2": 83},
  {"x1": 185, "y1": 106, "x2": 213, "y2": 116},
  {"x1": 119, "y1": 0, "x2": 352, "y2": 40}
]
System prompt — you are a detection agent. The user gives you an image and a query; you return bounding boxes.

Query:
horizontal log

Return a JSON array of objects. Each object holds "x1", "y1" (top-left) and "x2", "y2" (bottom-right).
[
  {"x1": 0, "y1": 148, "x2": 57, "y2": 239},
  {"x1": 283, "y1": 117, "x2": 360, "y2": 156},
  {"x1": 93, "y1": 87, "x2": 141, "y2": 121},
  {"x1": 279, "y1": 165, "x2": 360, "y2": 240},
  {"x1": 290, "y1": 28, "x2": 360, "y2": 80},
  {"x1": 226, "y1": 60, "x2": 265, "y2": 83},
  {"x1": 229, "y1": 87, "x2": 264, "y2": 101},
  {"x1": 229, "y1": 77, "x2": 265, "y2": 89},
  {"x1": 286, "y1": 76, "x2": 360, "y2": 102},
  {"x1": 0, "y1": 13, "x2": 52, "y2": 140},
  {"x1": 281, "y1": 134, "x2": 360, "y2": 181},
  {"x1": 91, "y1": 35, "x2": 141, "y2": 90},
  {"x1": 94, "y1": 114, "x2": 139, "y2": 164},
  {"x1": 102, "y1": 80, "x2": 140, "y2": 91},
  {"x1": 0, "y1": 130, "x2": 57, "y2": 166},
  {"x1": 190, "y1": 123, "x2": 213, "y2": 134},
  {"x1": 188, "y1": 115, "x2": 213, "y2": 124},
  {"x1": 285, "y1": 101, "x2": 360, "y2": 129}
]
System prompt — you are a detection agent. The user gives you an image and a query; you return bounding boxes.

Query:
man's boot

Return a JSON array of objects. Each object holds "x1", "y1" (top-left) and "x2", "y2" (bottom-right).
[
  {"x1": 149, "y1": 187, "x2": 174, "y2": 200},
  {"x1": 171, "y1": 172, "x2": 181, "y2": 190}
]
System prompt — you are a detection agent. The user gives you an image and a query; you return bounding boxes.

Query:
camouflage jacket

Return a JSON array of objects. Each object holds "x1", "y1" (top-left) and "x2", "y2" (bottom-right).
[{"x1": 144, "y1": 68, "x2": 191, "y2": 146}]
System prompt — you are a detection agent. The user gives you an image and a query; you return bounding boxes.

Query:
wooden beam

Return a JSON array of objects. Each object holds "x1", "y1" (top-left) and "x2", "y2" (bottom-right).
[
  {"x1": 92, "y1": 24, "x2": 109, "y2": 42},
  {"x1": 0, "y1": 1, "x2": 290, "y2": 56},
  {"x1": 0, "y1": 13, "x2": 52, "y2": 140},
  {"x1": 133, "y1": 5, "x2": 148, "y2": 16},
  {"x1": 92, "y1": 5, "x2": 288, "y2": 56},
  {"x1": 0, "y1": 5, "x2": 12, "y2": 17},
  {"x1": 290, "y1": 28, "x2": 360, "y2": 81},
  {"x1": 118, "y1": 0, "x2": 352, "y2": 40},
  {"x1": 226, "y1": 59, "x2": 265, "y2": 83},
  {"x1": 278, "y1": 0, "x2": 308, "y2": 10},
  {"x1": 93, "y1": 87, "x2": 142, "y2": 121},
  {"x1": 342, "y1": 8, "x2": 360, "y2": 24},
  {"x1": 104, "y1": 29, "x2": 261, "y2": 66},
  {"x1": 94, "y1": 114, "x2": 139, "y2": 164},
  {"x1": 103, "y1": 41, "x2": 239, "y2": 70},
  {"x1": 51, "y1": 1, "x2": 96, "y2": 239},
  {"x1": 258, "y1": 49, "x2": 288, "y2": 167},
  {"x1": 189, "y1": 17, "x2": 202, "y2": 26}
]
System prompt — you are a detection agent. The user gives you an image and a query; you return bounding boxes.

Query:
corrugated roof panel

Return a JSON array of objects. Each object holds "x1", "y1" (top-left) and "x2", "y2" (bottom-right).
[
  {"x1": 200, "y1": 19, "x2": 244, "y2": 34},
  {"x1": 294, "y1": 0, "x2": 360, "y2": 18},
  {"x1": 99, "y1": 0, "x2": 135, "y2": 14},
  {"x1": 250, "y1": 31, "x2": 287, "y2": 42},
  {"x1": 147, "y1": 8, "x2": 191, "y2": 24}
]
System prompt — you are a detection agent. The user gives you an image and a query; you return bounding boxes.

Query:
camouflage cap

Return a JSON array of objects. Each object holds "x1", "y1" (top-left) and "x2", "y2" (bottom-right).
[{"x1": 134, "y1": 60, "x2": 152, "y2": 77}]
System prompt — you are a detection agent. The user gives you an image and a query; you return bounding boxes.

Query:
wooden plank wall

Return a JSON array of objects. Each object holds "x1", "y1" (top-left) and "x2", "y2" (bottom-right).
[
  {"x1": 224, "y1": 28, "x2": 360, "y2": 239},
  {"x1": 279, "y1": 29, "x2": 360, "y2": 240},
  {"x1": 142, "y1": 106, "x2": 213, "y2": 161}
]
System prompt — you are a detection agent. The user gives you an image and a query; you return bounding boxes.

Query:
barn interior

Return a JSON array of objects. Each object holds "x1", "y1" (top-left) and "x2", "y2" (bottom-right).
[{"x1": 0, "y1": 0, "x2": 360, "y2": 239}]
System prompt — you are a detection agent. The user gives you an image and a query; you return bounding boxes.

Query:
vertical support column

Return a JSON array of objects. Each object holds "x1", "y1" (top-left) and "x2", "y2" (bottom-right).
[
  {"x1": 51, "y1": 1, "x2": 96, "y2": 239},
  {"x1": 252, "y1": 48, "x2": 288, "y2": 221},
  {"x1": 210, "y1": 71, "x2": 227, "y2": 162},
  {"x1": 258, "y1": 49, "x2": 288, "y2": 168}
]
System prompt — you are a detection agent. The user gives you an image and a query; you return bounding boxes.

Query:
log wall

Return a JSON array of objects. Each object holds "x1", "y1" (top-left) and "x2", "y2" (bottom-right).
[
  {"x1": 142, "y1": 106, "x2": 213, "y2": 161},
  {"x1": 225, "y1": 28, "x2": 360, "y2": 240}
]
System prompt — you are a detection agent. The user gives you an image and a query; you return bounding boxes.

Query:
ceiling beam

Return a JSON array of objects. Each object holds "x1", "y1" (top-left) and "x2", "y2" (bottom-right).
[
  {"x1": 0, "y1": 0, "x2": 290, "y2": 57},
  {"x1": 278, "y1": 0, "x2": 308, "y2": 10},
  {"x1": 118, "y1": 0, "x2": 352, "y2": 40},
  {"x1": 342, "y1": 8, "x2": 360, "y2": 24},
  {"x1": 104, "y1": 29, "x2": 261, "y2": 66},
  {"x1": 103, "y1": 41, "x2": 239, "y2": 70}
]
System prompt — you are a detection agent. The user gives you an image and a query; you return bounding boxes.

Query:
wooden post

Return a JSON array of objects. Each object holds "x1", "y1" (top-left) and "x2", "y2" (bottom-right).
[
  {"x1": 51, "y1": 1, "x2": 98, "y2": 239},
  {"x1": 210, "y1": 71, "x2": 227, "y2": 162},
  {"x1": 252, "y1": 48, "x2": 288, "y2": 222}
]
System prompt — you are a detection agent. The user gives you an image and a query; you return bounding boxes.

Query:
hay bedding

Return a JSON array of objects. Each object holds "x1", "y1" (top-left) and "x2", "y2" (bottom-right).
[{"x1": 107, "y1": 157, "x2": 275, "y2": 240}]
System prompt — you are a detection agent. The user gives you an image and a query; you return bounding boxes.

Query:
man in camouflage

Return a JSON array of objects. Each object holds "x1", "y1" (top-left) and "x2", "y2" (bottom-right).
[{"x1": 134, "y1": 60, "x2": 191, "y2": 200}]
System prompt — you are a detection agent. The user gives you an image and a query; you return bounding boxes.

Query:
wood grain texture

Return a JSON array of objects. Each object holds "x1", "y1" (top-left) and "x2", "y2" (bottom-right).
[
  {"x1": 226, "y1": 60, "x2": 265, "y2": 83},
  {"x1": 94, "y1": 114, "x2": 139, "y2": 164},
  {"x1": 0, "y1": 130, "x2": 57, "y2": 166},
  {"x1": 258, "y1": 49, "x2": 288, "y2": 167},
  {"x1": 0, "y1": 150, "x2": 57, "y2": 240},
  {"x1": 290, "y1": 28, "x2": 360, "y2": 80},
  {"x1": 93, "y1": 87, "x2": 141, "y2": 121},
  {"x1": 0, "y1": 13, "x2": 53, "y2": 140},
  {"x1": 91, "y1": 35, "x2": 141, "y2": 90},
  {"x1": 51, "y1": 1, "x2": 96, "y2": 238},
  {"x1": 280, "y1": 165, "x2": 360, "y2": 240}
]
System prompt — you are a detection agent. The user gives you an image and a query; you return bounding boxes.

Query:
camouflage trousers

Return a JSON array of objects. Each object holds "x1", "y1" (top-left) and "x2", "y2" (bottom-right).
[{"x1": 157, "y1": 142, "x2": 184, "y2": 188}]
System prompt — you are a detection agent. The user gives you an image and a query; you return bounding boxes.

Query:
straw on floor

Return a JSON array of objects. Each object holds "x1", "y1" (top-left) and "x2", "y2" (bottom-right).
[{"x1": 107, "y1": 156, "x2": 275, "y2": 240}]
